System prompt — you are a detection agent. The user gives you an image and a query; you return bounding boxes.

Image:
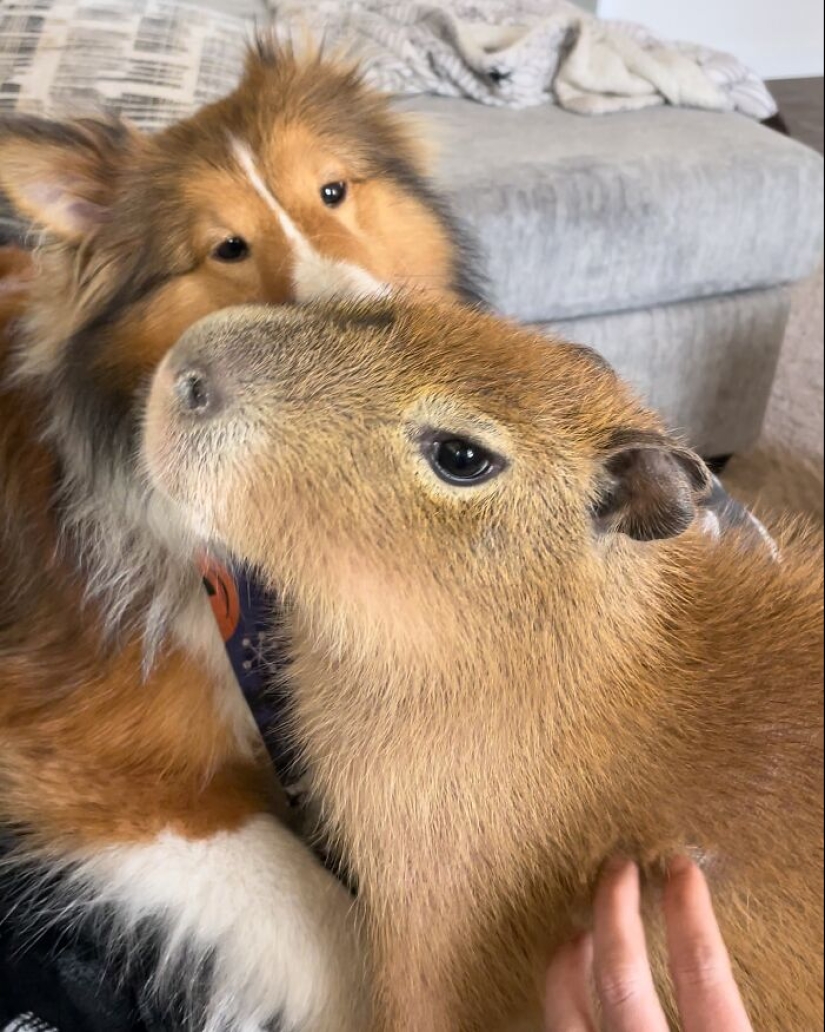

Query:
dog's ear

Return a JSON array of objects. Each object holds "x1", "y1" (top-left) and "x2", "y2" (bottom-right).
[
  {"x1": 0, "y1": 115, "x2": 135, "y2": 242},
  {"x1": 592, "y1": 428, "x2": 712, "y2": 542}
]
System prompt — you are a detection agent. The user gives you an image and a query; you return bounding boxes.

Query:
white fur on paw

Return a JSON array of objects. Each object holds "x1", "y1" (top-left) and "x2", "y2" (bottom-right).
[{"x1": 68, "y1": 816, "x2": 370, "y2": 1032}]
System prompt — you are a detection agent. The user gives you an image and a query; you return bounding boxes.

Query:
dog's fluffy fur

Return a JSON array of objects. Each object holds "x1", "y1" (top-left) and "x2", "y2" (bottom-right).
[
  {"x1": 0, "y1": 43, "x2": 482, "y2": 1030},
  {"x1": 145, "y1": 299, "x2": 824, "y2": 1032}
]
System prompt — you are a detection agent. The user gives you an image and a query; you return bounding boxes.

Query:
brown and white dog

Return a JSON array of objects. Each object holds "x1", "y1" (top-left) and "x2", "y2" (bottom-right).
[
  {"x1": 0, "y1": 41, "x2": 481, "y2": 1031},
  {"x1": 144, "y1": 298, "x2": 823, "y2": 1032}
]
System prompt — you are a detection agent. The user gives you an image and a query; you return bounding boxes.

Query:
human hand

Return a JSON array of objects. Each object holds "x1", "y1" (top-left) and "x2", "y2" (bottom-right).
[{"x1": 545, "y1": 857, "x2": 753, "y2": 1031}]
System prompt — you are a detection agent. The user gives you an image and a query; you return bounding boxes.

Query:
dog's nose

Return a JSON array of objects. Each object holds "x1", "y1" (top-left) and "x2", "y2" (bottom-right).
[{"x1": 172, "y1": 364, "x2": 223, "y2": 418}]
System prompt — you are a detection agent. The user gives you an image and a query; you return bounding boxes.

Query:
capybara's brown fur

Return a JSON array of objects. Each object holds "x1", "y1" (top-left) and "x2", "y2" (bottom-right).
[{"x1": 145, "y1": 299, "x2": 824, "y2": 1032}]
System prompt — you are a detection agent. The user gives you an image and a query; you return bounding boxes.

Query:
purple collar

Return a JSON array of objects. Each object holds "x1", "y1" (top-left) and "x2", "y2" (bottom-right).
[{"x1": 201, "y1": 557, "x2": 299, "y2": 787}]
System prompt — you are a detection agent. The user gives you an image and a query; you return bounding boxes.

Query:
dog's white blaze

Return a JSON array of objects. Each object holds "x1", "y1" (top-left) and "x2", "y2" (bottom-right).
[
  {"x1": 71, "y1": 816, "x2": 368, "y2": 1032},
  {"x1": 231, "y1": 138, "x2": 388, "y2": 303},
  {"x1": 231, "y1": 138, "x2": 282, "y2": 221}
]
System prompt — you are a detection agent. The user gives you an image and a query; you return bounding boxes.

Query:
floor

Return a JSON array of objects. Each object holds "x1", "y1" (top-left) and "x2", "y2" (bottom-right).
[
  {"x1": 721, "y1": 78, "x2": 824, "y2": 524},
  {"x1": 769, "y1": 77, "x2": 824, "y2": 154}
]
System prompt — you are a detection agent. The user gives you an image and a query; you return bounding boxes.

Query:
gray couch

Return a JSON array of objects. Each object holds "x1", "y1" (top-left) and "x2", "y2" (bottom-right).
[{"x1": 405, "y1": 95, "x2": 824, "y2": 457}]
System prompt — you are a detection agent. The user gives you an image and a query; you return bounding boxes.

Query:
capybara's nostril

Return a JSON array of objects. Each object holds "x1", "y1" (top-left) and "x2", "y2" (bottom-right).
[{"x1": 174, "y1": 366, "x2": 222, "y2": 418}]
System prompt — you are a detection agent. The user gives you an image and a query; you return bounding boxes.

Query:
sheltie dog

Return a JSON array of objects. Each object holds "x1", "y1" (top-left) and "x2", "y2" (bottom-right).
[{"x1": 0, "y1": 40, "x2": 482, "y2": 1031}]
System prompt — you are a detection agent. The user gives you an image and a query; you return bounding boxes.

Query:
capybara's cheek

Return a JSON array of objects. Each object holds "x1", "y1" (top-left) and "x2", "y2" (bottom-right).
[
  {"x1": 143, "y1": 358, "x2": 183, "y2": 495},
  {"x1": 211, "y1": 472, "x2": 282, "y2": 562},
  {"x1": 142, "y1": 356, "x2": 214, "y2": 518}
]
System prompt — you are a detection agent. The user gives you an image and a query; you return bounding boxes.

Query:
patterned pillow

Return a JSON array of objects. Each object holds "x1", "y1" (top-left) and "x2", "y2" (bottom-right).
[{"x1": 0, "y1": 0, "x2": 254, "y2": 237}]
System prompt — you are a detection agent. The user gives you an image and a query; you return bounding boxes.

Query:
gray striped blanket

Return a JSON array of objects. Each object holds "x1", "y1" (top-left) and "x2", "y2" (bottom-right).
[
  {"x1": 0, "y1": 0, "x2": 777, "y2": 131},
  {"x1": 273, "y1": 0, "x2": 777, "y2": 119}
]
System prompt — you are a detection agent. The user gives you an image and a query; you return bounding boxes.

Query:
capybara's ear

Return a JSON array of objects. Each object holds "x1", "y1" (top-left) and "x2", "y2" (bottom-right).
[
  {"x1": 0, "y1": 115, "x2": 136, "y2": 242},
  {"x1": 592, "y1": 429, "x2": 712, "y2": 542}
]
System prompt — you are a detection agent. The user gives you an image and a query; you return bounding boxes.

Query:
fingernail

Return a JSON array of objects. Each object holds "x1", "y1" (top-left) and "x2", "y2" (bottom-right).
[
  {"x1": 563, "y1": 932, "x2": 594, "y2": 966},
  {"x1": 603, "y1": 855, "x2": 635, "y2": 876},
  {"x1": 668, "y1": 855, "x2": 694, "y2": 877}
]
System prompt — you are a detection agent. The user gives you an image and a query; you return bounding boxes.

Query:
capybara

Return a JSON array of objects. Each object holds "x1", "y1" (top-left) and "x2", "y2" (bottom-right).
[{"x1": 144, "y1": 298, "x2": 824, "y2": 1032}]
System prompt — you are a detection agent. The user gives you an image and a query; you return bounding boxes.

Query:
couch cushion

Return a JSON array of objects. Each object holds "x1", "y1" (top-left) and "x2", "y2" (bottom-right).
[{"x1": 402, "y1": 96, "x2": 825, "y2": 323}]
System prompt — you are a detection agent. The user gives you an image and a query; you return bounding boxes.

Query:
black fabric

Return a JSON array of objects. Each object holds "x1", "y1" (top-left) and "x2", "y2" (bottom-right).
[
  {"x1": 0, "y1": 905, "x2": 151, "y2": 1032},
  {"x1": 0, "y1": 934, "x2": 140, "y2": 1032},
  {"x1": 0, "y1": 860, "x2": 174, "y2": 1032}
]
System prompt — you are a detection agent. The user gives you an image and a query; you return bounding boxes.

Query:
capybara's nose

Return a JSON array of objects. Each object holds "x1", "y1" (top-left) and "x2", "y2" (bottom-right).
[{"x1": 172, "y1": 362, "x2": 224, "y2": 419}]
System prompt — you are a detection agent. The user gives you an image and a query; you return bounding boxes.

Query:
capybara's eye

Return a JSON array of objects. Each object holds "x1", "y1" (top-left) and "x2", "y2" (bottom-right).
[
  {"x1": 321, "y1": 182, "x2": 348, "y2": 207},
  {"x1": 426, "y1": 435, "x2": 504, "y2": 487},
  {"x1": 213, "y1": 236, "x2": 251, "y2": 262}
]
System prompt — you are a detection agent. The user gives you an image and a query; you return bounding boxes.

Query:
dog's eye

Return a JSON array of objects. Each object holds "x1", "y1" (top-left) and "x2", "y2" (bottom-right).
[
  {"x1": 321, "y1": 182, "x2": 348, "y2": 208},
  {"x1": 425, "y1": 435, "x2": 505, "y2": 486},
  {"x1": 213, "y1": 236, "x2": 250, "y2": 262}
]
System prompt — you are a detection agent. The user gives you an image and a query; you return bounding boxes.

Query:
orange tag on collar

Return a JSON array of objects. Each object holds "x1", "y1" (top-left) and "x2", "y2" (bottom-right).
[{"x1": 198, "y1": 554, "x2": 241, "y2": 643}]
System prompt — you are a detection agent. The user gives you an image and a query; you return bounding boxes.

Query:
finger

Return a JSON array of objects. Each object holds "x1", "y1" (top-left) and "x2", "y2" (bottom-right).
[
  {"x1": 664, "y1": 857, "x2": 753, "y2": 1032},
  {"x1": 545, "y1": 934, "x2": 597, "y2": 1032},
  {"x1": 592, "y1": 859, "x2": 670, "y2": 1032}
]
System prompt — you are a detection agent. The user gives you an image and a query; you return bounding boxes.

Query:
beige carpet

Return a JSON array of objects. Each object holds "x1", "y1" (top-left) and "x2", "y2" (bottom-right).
[{"x1": 722, "y1": 264, "x2": 824, "y2": 524}]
